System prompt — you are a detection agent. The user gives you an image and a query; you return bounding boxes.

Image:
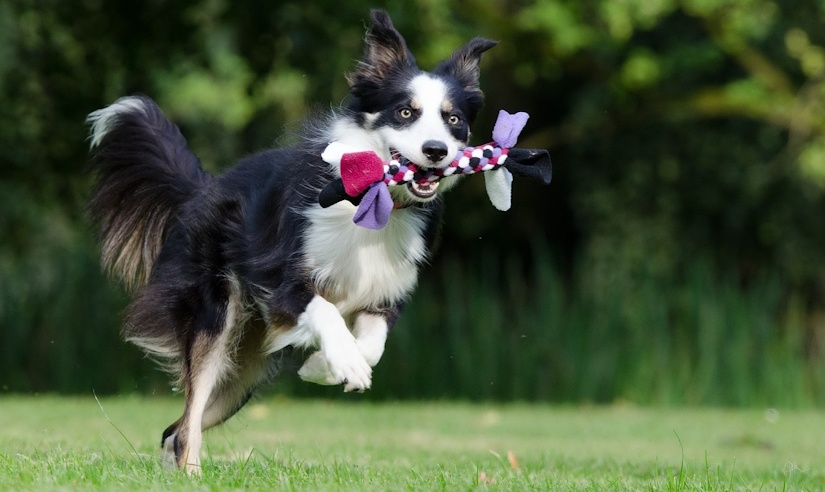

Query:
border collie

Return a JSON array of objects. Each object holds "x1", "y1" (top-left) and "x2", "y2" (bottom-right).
[{"x1": 87, "y1": 10, "x2": 496, "y2": 472}]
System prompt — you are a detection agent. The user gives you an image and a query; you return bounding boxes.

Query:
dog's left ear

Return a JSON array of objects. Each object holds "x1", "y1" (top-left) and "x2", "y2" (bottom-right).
[{"x1": 435, "y1": 38, "x2": 498, "y2": 94}]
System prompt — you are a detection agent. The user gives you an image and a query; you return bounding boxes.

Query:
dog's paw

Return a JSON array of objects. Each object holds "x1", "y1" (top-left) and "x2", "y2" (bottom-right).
[
  {"x1": 337, "y1": 360, "x2": 372, "y2": 392},
  {"x1": 161, "y1": 434, "x2": 178, "y2": 470},
  {"x1": 325, "y1": 337, "x2": 372, "y2": 392},
  {"x1": 298, "y1": 350, "x2": 372, "y2": 391},
  {"x1": 343, "y1": 377, "x2": 371, "y2": 393},
  {"x1": 299, "y1": 341, "x2": 372, "y2": 391},
  {"x1": 298, "y1": 351, "x2": 338, "y2": 385}
]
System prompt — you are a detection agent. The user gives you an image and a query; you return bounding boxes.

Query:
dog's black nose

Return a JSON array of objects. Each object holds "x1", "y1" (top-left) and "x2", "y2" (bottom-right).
[{"x1": 422, "y1": 140, "x2": 448, "y2": 162}]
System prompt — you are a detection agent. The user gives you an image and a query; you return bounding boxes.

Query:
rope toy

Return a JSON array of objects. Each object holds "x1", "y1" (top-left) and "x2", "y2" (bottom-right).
[{"x1": 319, "y1": 110, "x2": 552, "y2": 229}]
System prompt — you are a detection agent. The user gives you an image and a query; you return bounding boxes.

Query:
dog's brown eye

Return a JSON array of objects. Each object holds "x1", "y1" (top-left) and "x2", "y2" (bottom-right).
[
  {"x1": 448, "y1": 114, "x2": 461, "y2": 125},
  {"x1": 398, "y1": 108, "x2": 413, "y2": 119}
]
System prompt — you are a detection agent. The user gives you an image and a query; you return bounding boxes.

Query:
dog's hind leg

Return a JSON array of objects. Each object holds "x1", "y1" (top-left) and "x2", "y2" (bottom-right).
[
  {"x1": 167, "y1": 330, "x2": 232, "y2": 473},
  {"x1": 161, "y1": 283, "x2": 245, "y2": 473},
  {"x1": 161, "y1": 318, "x2": 279, "y2": 471},
  {"x1": 199, "y1": 320, "x2": 280, "y2": 431}
]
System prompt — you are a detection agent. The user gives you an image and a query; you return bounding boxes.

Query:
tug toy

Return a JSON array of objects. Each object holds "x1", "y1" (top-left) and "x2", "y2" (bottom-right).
[{"x1": 319, "y1": 110, "x2": 552, "y2": 229}]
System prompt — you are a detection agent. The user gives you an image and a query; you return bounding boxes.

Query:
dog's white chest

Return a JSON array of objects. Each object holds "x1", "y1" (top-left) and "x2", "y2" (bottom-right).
[{"x1": 302, "y1": 204, "x2": 429, "y2": 314}]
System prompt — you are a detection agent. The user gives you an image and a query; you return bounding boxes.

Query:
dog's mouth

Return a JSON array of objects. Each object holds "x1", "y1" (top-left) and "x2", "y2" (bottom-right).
[
  {"x1": 389, "y1": 148, "x2": 443, "y2": 201},
  {"x1": 407, "y1": 180, "x2": 439, "y2": 199}
]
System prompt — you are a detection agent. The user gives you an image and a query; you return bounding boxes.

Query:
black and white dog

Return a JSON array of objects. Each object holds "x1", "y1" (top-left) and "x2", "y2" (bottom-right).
[{"x1": 87, "y1": 10, "x2": 496, "y2": 472}]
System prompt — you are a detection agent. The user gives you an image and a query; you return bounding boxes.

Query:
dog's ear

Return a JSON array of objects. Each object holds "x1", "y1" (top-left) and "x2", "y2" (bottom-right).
[
  {"x1": 435, "y1": 38, "x2": 498, "y2": 94},
  {"x1": 347, "y1": 10, "x2": 416, "y2": 86}
]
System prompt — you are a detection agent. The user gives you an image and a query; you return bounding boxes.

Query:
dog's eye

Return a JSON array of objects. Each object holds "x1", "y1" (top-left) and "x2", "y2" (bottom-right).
[
  {"x1": 398, "y1": 108, "x2": 413, "y2": 119},
  {"x1": 448, "y1": 114, "x2": 461, "y2": 126}
]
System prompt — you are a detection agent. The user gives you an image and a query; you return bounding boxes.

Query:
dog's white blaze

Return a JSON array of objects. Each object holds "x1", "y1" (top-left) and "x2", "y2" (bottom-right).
[
  {"x1": 86, "y1": 96, "x2": 148, "y2": 149},
  {"x1": 379, "y1": 74, "x2": 462, "y2": 168},
  {"x1": 303, "y1": 203, "x2": 428, "y2": 315}
]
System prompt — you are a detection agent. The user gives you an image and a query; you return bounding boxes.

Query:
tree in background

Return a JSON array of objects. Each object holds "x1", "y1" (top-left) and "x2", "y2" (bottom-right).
[{"x1": 1, "y1": 0, "x2": 824, "y2": 404}]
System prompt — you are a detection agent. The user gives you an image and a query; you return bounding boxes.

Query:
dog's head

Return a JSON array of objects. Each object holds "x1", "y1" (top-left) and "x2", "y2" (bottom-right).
[{"x1": 344, "y1": 10, "x2": 497, "y2": 203}]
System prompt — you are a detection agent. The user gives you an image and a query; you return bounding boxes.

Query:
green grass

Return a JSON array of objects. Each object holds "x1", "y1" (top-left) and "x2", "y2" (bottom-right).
[{"x1": 1, "y1": 396, "x2": 823, "y2": 490}]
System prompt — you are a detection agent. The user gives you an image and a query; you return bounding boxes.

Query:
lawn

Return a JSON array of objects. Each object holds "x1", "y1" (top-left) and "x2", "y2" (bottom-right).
[{"x1": 0, "y1": 395, "x2": 822, "y2": 490}]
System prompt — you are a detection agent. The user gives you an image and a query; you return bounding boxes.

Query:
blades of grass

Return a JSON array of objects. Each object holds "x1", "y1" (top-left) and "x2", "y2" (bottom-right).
[{"x1": 92, "y1": 391, "x2": 144, "y2": 465}]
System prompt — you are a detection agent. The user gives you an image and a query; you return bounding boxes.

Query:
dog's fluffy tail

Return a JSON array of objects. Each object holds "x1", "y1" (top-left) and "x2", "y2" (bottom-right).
[{"x1": 87, "y1": 96, "x2": 209, "y2": 289}]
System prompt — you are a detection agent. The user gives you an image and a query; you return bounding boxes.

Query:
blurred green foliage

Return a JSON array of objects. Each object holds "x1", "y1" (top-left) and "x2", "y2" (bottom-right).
[{"x1": 2, "y1": 0, "x2": 825, "y2": 404}]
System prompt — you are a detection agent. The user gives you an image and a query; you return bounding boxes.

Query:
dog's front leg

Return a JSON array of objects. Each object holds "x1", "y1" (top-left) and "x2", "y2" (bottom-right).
[
  {"x1": 352, "y1": 312, "x2": 388, "y2": 367},
  {"x1": 295, "y1": 296, "x2": 372, "y2": 392},
  {"x1": 298, "y1": 312, "x2": 388, "y2": 391}
]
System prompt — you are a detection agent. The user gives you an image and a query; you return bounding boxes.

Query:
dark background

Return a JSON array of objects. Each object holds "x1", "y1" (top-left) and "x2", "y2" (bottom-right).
[{"x1": 2, "y1": 0, "x2": 825, "y2": 406}]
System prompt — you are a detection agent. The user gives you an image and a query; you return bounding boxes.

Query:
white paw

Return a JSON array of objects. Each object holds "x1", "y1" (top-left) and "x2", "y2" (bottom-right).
[
  {"x1": 299, "y1": 342, "x2": 372, "y2": 392},
  {"x1": 298, "y1": 351, "x2": 338, "y2": 385},
  {"x1": 293, "y1": 296, "x2": 373, "y2": 392},
  {"x1": 161, "y1": 432, "x2": 201, "y2": 474},
  {"x1": 324, "y1": 336, "x2": 372, "y2": 392}
]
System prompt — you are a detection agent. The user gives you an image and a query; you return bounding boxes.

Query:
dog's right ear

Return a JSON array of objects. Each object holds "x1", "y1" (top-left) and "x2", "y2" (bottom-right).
[{"x1": 347, "y1": 10, "x2": 416, "y2": 87}]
